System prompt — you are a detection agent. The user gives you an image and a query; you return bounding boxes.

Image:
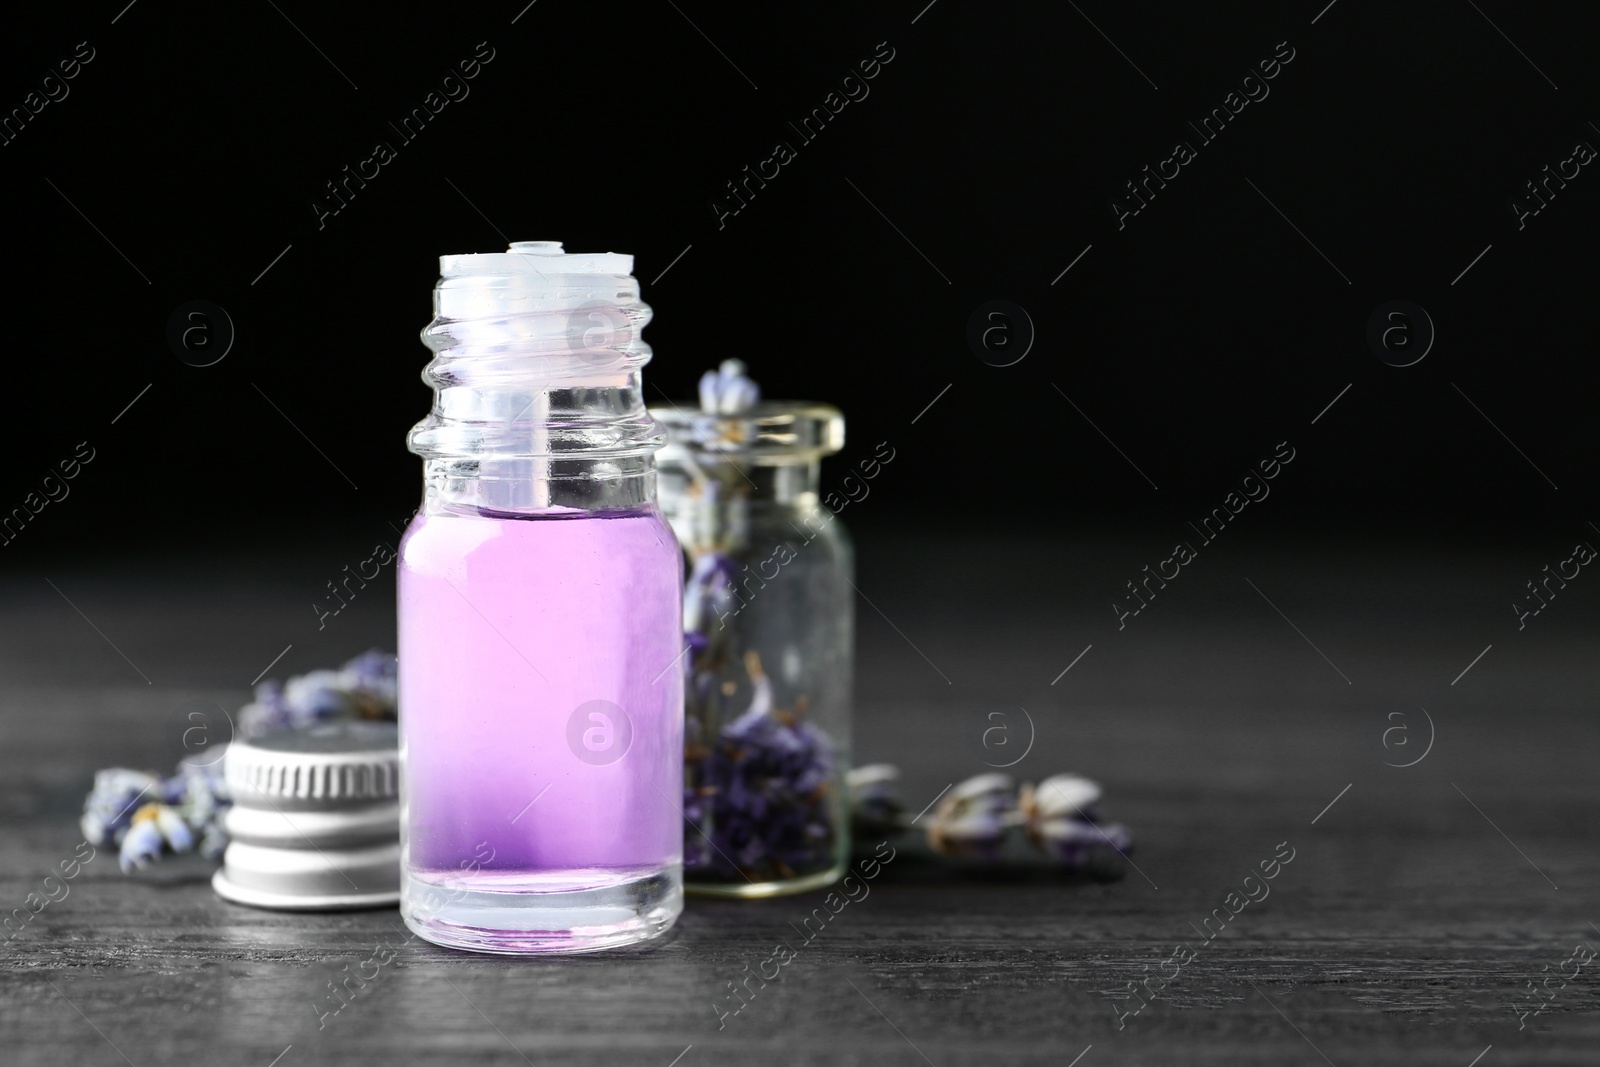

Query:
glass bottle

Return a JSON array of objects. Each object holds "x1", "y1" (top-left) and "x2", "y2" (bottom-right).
[
  {"x1": 398, "y1": 241, "x2": 683, "y2": 953},
  {"x1": 652, "y1": 367, "x2": 854, "y2": 896}
]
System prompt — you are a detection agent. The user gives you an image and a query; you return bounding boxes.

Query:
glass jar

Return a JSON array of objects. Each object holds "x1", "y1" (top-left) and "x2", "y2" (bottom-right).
[
  {"x1": 398, "y1": 241, "x2": 684, "y2": 953},
  {"x1": 653, "y1": 385, "x2": 853, "y2": 896}
]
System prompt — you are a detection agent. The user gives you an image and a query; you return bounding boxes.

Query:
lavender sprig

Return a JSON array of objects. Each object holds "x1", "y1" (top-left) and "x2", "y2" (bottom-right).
[
  {"x1": 82, "y1": 649, "x2": 396, "y2": 873},
  {"x1": 238, "y1": 648, "x2": 397, "y2": 739},
  {"x1": 846, "y1": 765, "x2": 1135, "y2": 874},
  {"x1": 80, "y1": 756, "x2": 229, "y2": 873},
  {"x1": 698, "y1": 359, "x2": 760, "y2": 415}
]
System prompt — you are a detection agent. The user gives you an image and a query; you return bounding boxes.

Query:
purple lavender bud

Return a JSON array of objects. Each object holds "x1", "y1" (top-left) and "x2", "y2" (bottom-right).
[
  {"x1": 237, "y1": 699, "x2": 292, "y2": 740},
  {"x1": 117, "y1": 815, "x2": 165, "y2": 873},
  {"x1": 1034, "y1": 817, "x2": 1134, "y2": 871},
  {"x1": 158, "y1": 774, "x2": 188, "y2": 806},
  {"x1": 282, "y1": 670, "x2": 354, "y2": 723},
  {"x1": 681, "y1": 644, "x2": 840, "y2": 881},
  {"x1": 80, "y1": 769, "x2": 161, "y2": 847},
  {"x1": 929, "y1": 811, "x2": 1009, "y2": 860},
  {"x1": 793, "y1": 764, "x2": 828, "y2": 795},
  {"x1": 698, "y1": 359, "x2": 761, "y2": 415},
  {"x1": 339, "y1": 649, "x2": 399, "y2": 706},
  {"x1": 684, "y1": 552, "x2": 739, "y2": 636},
  {"x1": 152, "y1": 805, "x2": 194, "y2": 853},
  {"x1": 254, "y1": 677, "x2": 286, "y2": 709},
  {"x1": 171, "y1": 750, "x2": 231, "y2": 859},
  {"x1": 939, "y1": 773, "x2": 1017, "y2": 823},
  {"x1": 1031, "y1": 774, "x2": 1103, "y2": 820},
  {"x1": 924, "y1": 773, "x2": 1021, "y2": 861}
]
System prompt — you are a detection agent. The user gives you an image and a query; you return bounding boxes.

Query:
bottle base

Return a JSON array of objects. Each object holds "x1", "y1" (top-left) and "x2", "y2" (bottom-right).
[{"x1": 402, "y1": 866, "x2": 682, "y2": 955}]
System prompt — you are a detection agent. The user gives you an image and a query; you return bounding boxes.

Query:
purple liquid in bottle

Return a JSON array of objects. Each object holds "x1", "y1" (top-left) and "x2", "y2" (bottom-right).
[
  {"x1": 398, "y1": 242, "x2": 684, "y2": 953},
  {"x1": 398, "y1": 508, "x2": 683, "y2": 950}
]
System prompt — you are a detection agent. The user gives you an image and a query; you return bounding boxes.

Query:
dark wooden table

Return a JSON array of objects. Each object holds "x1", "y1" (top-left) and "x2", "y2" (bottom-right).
[{"x1": 3, "y1": 524, "x2": 1597, "y2": 1065}]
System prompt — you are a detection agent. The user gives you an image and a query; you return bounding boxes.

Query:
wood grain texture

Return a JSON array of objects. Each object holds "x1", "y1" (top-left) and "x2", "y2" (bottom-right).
[{"x1": 2, "y1": 530, "x2": 1597, "y2": 1065}]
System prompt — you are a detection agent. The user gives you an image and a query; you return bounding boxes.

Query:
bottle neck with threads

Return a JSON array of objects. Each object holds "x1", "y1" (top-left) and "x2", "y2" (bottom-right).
[{"x1": 408, "y1": 241, "x2": 663, "y2": 516}]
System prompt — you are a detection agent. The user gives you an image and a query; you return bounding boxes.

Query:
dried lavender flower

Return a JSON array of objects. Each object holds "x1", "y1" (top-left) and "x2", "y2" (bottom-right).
[
  {"x1": 910, "y1": 771, "x2": 1136, "y2": 873},
  {"x1": 683, "y1": 650, "x2": 838, "y2": 882},
  {"x1": 174, "y1": 749, "x2": 231, "y2": 860},
  {"x1": 1031, "y1": 817, "x2": 1134, "y2": 868},
  {"x1": 698, "y1": 359, "x2": 760, "y2": 415},
  {"x1": 80, "y1": 768, "x2": 161, "y2": 848},
  {"x1": 1020, "y1": 774, "x2": 1135, "y2": 871},
  {"x1": 925, "y1": 773, "x2": 1018, "y2": 860},
  {"x1": 117, "y1": 814, "x2": 166, "y2": 873},
  {"x1": 85, "y1": 651, "x2": 392, "y2": 874},
  {"x1": 1029, "y1": 773, "x2": 1103, "y2": 819},
  {"x1": 239, "y1": 650, "x2": 398, "y2": 738},
  {"x1": 117, "y1": 803, "x2": 195, "y2": 872},
  {"x1": 847, "y1": 764, "x2": 904, "y2": 837}
]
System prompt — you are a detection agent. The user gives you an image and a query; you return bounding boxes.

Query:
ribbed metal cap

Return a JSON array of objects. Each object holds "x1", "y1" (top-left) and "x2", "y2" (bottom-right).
[
  {"x1": 224, "y1": 722, "x2": 400, "y2": 808},
  {"x1": 213, "y1": 722, "x2": 401, "y2": 911}
]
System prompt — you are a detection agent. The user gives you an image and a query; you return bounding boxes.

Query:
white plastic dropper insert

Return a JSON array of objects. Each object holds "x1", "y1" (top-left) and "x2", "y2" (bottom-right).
[
  {"x1": 416, "y1": 241, "x2": 655, "y2": 512},
  {"x1": 438, "y1": 240, "x2": 633, "y2": 281}
]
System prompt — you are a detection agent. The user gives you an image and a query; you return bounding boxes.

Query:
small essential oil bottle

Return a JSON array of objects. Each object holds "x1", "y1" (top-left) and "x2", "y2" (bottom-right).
[{"x1": 398, "y1": 241, "x2": 684, "y2": 953}]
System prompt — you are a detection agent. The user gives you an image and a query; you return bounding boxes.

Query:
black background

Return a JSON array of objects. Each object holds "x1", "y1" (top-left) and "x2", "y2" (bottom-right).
[{"x1": 0, "y1": 0, "x2": 1593, "y2": 561}]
